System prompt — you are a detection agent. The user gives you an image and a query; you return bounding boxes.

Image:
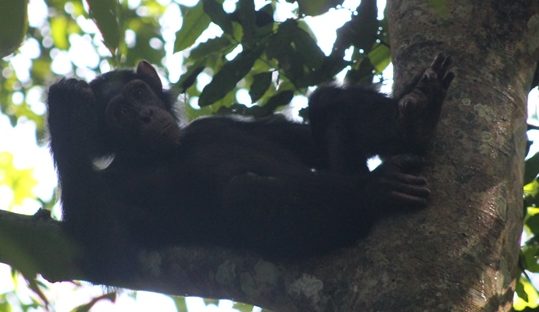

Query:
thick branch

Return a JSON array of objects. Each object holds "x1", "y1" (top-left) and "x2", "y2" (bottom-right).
[
  {"x1": 0, "y1": 209, "x2": 82, "y2": 280},
  {"x1": 0, "y1": 209, "x2": 354, "y2": 311}
]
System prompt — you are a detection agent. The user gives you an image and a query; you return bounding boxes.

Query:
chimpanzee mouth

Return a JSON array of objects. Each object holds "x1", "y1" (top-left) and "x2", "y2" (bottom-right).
[{"x1": 160, "y1": 123, "x2": 173, "y2": 134}]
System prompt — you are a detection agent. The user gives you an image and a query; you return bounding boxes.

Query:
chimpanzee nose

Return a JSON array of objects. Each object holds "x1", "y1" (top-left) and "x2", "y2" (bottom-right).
[{"x1": 140, "y1": 107, "x2": 154, "y2": 124}]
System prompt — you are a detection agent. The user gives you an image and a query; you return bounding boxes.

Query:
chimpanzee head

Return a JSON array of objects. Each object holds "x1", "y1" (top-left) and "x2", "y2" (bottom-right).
[{"x1": 89, "y1": 61, "x2": 181, "y2": 155}]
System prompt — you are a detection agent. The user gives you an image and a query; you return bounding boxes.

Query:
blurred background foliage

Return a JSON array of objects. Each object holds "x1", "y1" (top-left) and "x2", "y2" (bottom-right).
[{"x1": 0, "y1": 0, "x2": 538, "y2": 311}]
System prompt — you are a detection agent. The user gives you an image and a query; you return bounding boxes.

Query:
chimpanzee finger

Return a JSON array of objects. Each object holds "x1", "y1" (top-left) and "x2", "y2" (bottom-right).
[
  {"x1": 430, "y1": 54, "x2": 443, "y2": 68},
  {"x1": 389, "y1": 191, "x2": 429, "y2": 207},
  {"x1": 431, "y1": 54, "x2": 451, "y2": 75},
  {"x1": 440, "y1": 55, "x2": 452, "y2": 74},
  {"x1": 442, "y1": 71, "x2": 455, "y2": 89},
  {"x1": 430, "y1": 54, "x2": 446, "y2": 72},
  {"x1": 392, "y1": 172, "x2": 428, "y2": 186},
  {"x1": 419, "y1": 67, "x2": 435, "y2": 82},
  {"x1": 383, "y1": 178, "x2": 430, "y2": 197}
]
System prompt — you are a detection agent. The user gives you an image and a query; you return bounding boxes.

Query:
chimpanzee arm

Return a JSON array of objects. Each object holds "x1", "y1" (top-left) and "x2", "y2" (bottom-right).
[
  {"x1": 47, "y1": 79, "x2": 133, "y2": 278},
  {"x1": 47, "y1": 78, "x2": 101, "y2": 213}
]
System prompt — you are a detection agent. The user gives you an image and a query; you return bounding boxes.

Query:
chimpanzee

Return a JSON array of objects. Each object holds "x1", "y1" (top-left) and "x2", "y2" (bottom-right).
[{"x1": 47, "y1": 55, "x2": 453, "y2": 279}]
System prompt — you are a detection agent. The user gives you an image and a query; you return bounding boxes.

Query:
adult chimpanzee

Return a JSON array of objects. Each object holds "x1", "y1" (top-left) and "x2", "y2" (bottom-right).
[{"x1": 47, "y1": 55, "x2": 453, "y2": 278}]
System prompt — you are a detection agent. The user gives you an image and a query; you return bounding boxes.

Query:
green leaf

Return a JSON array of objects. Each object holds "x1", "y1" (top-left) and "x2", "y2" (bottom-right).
[
  {"x1": 249, "y1": 72, "x2": 272, "y2": 102},
  {"x1": 173, "y1": 297, "x2": 188, "y2": 312},
  {"x1": 521, "y1": 245, "x2": 539, "y2": 272},
  {"x1": 525, "y1": 180, "x2": 539, "y2": 198},
  {"x1": 50, "y1": 16, "x2": 69, "y2": 50},
  {"x1": 516, "y1": 276, "x2": 529, "y2": 302},
  {"x1": 236, "y1": 0, "x2": 256, "y2": 45},
  {"x1": 202, "y1": 0, "x2": 233, "y2": 34},
  {"x1": 199, "y1": 46, "x2": 264, "y2": 106},
  {"x1": 0, "y1": 152, "x2": 37, "y2": 208},
  {"x1": 368, "y1": 43, "x2": 391, "y2": 73},
  {"x1": 0, "y1": 0, "x2": 28, "y2": 57},
  {"x1": 524, "y1": 180, "x2": 539, "y2": 208},
  {"x1": 334, "y1": 0, "x2": 378, "y2": 52},
  {"x1": 86, "y1": 0, "x2": 122, "y2": 55},
  {"x1": 202, "y1": 298, "x2": 219, "y2": 306},
  {"x1": 72, "y1": 293, "x2": 117, "y2": 312},
  {"x1": 354, "y1": 0, "x2": 378, "y2": 51},
  {"x1": 174, "y1": 3, "x2": 211, "y2": 52},
  {"x1": 189, "y1": 36, "x2": 234, "y2": 60},
  {"x1": 233, "y1": 302, "x2": 257, "y2": 312},
  {"x1": 293, "y1": 27, "x2": 325, "y2": 70},
  {"x1": 254, "y1": 4, "x2": 274, "y2": 29},
  {"x1": 264, "y1": 90, "x2": 294, "y2": 110},
  {"x1": 174, "y1": 64, "x2": 205, "y2": 93},
  {"x1": 525, "y1": 152, "x2": 539, "y2": 184},
  {"x1": 297, "y1": 0, "x2": 343, "y2": 16},
  {"x1": 514, "y1": 275, "x2": 539, "y2": 309},
  {"x1": 346, "y1": 56, "x2": 375, "y2": 84},
  {"x1": 267, "y1": 20, "x2": 325, "y2": 87},
  {"x1": 526, "y1": 214, "x2": 539, "y2": 236}
]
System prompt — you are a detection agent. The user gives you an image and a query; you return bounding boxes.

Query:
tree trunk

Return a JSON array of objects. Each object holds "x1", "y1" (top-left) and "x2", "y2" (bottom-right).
[{"x1": 362, "y1": 1, "x2": 537, "y2": 310}]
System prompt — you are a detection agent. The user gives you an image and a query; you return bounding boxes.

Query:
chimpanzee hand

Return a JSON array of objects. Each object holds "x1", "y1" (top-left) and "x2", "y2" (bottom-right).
[
  {"x1": 398, "y1": 54, "x2": 454, "y2": 150},
  {"x1": 366, "y1": 154, "x2": 430, "y2": 210},
  {"x1": 47, "y1": 78, "x2": 99, "y2": 156}
]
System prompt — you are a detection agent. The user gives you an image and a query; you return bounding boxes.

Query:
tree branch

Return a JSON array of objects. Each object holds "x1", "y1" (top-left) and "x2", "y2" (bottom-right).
[
  {"x1": 0, "y1": 209, "x2": 82, "y2": 280},
  {"x1": 0, "y1": 209, "x2": 349, "y2": 311}
]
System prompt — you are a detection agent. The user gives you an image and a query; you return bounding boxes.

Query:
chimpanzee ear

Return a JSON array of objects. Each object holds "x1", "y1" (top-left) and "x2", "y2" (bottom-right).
[{"x1": 136, "y1": 60, "x2": 163, "y2": 91}]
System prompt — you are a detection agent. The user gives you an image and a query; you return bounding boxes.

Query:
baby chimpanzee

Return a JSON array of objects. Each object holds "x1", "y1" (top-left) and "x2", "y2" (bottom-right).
[{"x1": 47, "y1": 55, "x2": 453, "y2": 278}]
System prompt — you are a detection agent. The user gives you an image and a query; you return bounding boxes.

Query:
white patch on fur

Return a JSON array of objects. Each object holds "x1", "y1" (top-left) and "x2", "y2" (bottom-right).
[{"x1": 92, "y1": 154, "x2": 115, "y2": 171}]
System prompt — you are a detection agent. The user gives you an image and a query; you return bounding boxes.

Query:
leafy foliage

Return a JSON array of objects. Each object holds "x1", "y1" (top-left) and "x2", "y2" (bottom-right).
[
  {"x1": 171, "y1": 0, "x2": 390, "y2": 118},
  {"x1": 85, "y1": 0, "x2": 122, "y2": 55},
  {"x1": 296, "y1": 0, "x2": 344, "y2": 16},
  {"x1": 175, "y1": 2, "x2": 212, "y2": 52},
  {"x1": 0, "y1": 152, "x2": 36, "y2": 209},
  {"x1": 516, "y1": 149, "x2": 539, "y2": 310},
  {"x1": 0, "y1": 0, "x2": 28, "y2": 58}
]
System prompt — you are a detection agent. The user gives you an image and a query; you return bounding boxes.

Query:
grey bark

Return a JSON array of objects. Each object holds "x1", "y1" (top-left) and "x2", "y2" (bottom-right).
[{"x1": 379, "y1": 1, "x2": 538, "y2": 310}]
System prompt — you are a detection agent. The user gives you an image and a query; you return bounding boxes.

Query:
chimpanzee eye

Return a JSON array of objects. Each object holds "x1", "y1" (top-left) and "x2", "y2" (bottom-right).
[
  {"x1": 135, "y1": 87, "x2": 144, "y2": 97},
  {"x1": 114, "y1": 105, "x2": 129, "y2": 120}
]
